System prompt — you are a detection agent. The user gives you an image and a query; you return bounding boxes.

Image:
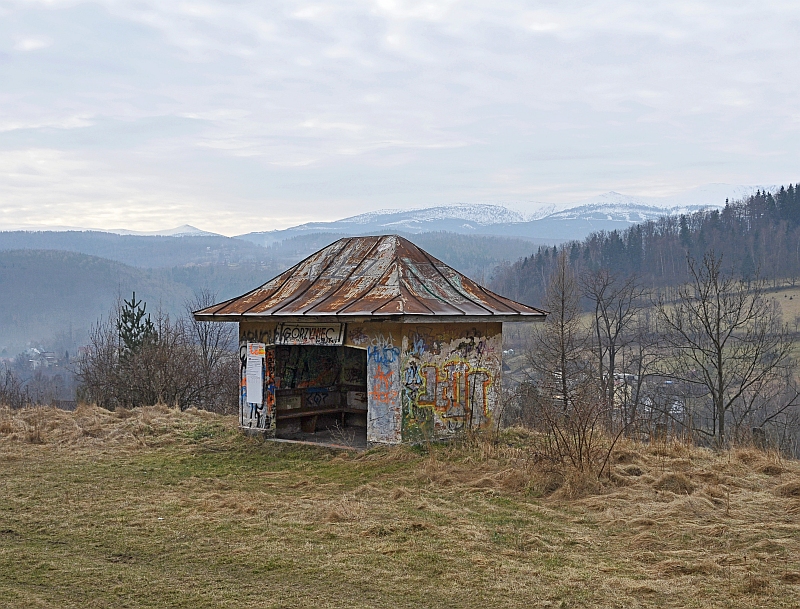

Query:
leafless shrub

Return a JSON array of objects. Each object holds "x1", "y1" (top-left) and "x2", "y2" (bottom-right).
[
  {"x1": 0, "y1": 363, "x2": 66, "y2": 409},
  {"x1": 519, "y1": 252, "x2": 619, "y2": 474},
  {"x1": 76, "y1": 293, "x2": 238, "y2": 412},
  {"x1": 0, "y1": 365, "x2": 27, "y2": 409}
]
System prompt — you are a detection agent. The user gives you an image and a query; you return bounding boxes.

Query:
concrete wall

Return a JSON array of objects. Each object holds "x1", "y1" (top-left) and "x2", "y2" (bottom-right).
[
  {"x1": 239, "y1": 320, "x2": 503, "y2": 444},
  {"x1": 346, "y1": 322, "x2": 503, "y2": 443},
  {"x1": 239, "y1": 322, "x2": 278, "y2": 435},
  {"x1": 345, "y1": 323, "x2": 403, "y2": 443}
]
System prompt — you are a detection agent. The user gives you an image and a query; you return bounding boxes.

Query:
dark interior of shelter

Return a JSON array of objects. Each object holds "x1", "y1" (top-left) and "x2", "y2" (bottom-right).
[{"x1": 273, "y1": 345, "x2": 368, "y2": 447}]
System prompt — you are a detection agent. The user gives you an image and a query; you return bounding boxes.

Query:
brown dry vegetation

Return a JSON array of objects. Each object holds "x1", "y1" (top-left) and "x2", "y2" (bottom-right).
[{"x1": 2, "y1": 405, "x2": 800, "y2": 608}]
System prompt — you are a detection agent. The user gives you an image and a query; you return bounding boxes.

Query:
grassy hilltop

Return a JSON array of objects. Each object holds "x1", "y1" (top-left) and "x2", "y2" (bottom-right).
[{"x1": 2, "y1": 405, "x2": 800, "y2": 608}]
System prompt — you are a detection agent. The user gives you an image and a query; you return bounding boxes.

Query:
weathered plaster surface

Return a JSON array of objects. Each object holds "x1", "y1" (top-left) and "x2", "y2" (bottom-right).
[
  {"x1": 399, "y1": 323, "x2": 502, "y2": 442},
  {"x1": 239, "y1": 320, "x2": 503, "y2": 444},
  {"x1": 239, "y1": 322, "x2": 277, "y2": 435},
  {"x1": 347, "y1": 322, "x2": 503, "y2": 443},
  {"x1": 346, "y1": 323, "x2": 400, "y2": 443}
]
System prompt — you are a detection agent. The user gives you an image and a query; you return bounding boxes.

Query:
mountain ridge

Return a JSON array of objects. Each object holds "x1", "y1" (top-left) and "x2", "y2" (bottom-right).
[
  {"x1": 1, "y1": 183, "x2": 779, "y2": 245},
  {"x1": 236, "y1": 183, "x2": 776, "y2": 245}
]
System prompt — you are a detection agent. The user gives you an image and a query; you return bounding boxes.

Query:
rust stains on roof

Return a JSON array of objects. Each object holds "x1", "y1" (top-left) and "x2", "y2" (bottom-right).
[{"x1": 194, "y1": 235, "x2": 546, "y2": 321}]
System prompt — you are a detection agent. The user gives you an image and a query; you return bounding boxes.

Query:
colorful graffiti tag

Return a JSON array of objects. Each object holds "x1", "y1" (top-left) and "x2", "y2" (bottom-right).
[
  {"x1": 401, "y1": 324, "x2": 501, "y2": 441},
  {"x1": 265, "y1": 348, "x2": 276, "y2": 419},
  {"x1": 366, "y1": 334, "x2": 401, "y2": 443}
]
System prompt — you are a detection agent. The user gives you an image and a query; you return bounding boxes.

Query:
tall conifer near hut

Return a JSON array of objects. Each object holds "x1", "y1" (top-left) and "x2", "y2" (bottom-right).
[{"x1": 117, "y1": 292, "x2": 156, "y2": 356}]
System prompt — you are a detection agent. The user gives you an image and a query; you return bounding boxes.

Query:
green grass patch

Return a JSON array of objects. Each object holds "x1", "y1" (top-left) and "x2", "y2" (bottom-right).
[{"x1": 2, "y1": 405, "x2": 800, "y2": 608}]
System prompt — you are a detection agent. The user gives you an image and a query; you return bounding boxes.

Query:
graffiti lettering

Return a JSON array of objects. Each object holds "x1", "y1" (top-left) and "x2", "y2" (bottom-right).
[
  {"x1": 467, "y1": 370, "x2": 491, "y2": 421},
  {"x1": 368, "y1": 333, "x2": 400, "y2": 373},
  {"x1": 368, "y1": 344, "x2": 399, "y2": 366},
  {"x1": 410, "y1": 335, "x2": 426, "y2": 357},
  {"x1": 409, "y1": 330, "x2": 441, "y2": 356},
  {"x1": 405, "y1": 360, "x2": 494, "y2": 428},
  {"x1": 417, "y1": 365, "x2": 438, "y2": 405},
  {"x1": 305, "y1": 388, "x2": 333, "y2": 408},
  {"x1": 347, "y1": 326, "x2": 368, "y2": 347},
  {"x1": 274, "y1": 323, "x2": 344, "y2": 346},
  {"x1": 403, "y1": 360, "x2": 423, "y2": 388},
  {"x1": 265, "y1": 349, "x2": 276, "y2": 416},
  {"x1": 242, "y1": 328, "x2": 272, "y2": 344},
  {"x1": 369, "y1": 364, "x2": 399, "y2": 404}
]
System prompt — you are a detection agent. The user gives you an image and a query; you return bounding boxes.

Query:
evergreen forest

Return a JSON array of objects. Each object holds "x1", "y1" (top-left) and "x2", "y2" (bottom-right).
[{"x1": 491, "y1": 184, "x2": 800, "y2": 305}]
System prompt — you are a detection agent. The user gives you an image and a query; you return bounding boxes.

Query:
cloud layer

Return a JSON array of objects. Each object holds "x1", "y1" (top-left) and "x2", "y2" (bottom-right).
[{"x1": 1, "y1": 1, "x2": 799, "y2": 234}]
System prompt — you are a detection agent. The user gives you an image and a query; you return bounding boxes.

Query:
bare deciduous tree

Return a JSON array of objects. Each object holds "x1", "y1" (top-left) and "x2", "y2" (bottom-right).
[
  {"x1": 185, "y1": 290, "x2": 237, "y2": 378},
  {"x1": 582, "y1": 269, "x2": 647, "y2": 429},
  {"x1": 525, "y1": 252, "x2": 610, "y2": 471},
  {"x1": 656, "y1": 252, "x2": 796, "y2": 445},
  {"x1": 529, "y1": 251, "x2": 589, "y2": 411},
  {"x1": 616, "y1": 309, "x2": 661, "y2": 436},
  {"x1": 184, "y1": 290, "x2": 239, "y2": 413}
]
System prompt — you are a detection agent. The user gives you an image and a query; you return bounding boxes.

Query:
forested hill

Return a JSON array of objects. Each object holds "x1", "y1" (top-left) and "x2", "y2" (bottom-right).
[
  {"x1": 0, "y1": 231, "x2": 266, "y2": 268},
  {"x1": 490, "y1": 184, "x2": 800, "y2": 306},
  {"x1": 0, "y1": 250, "x2": 279, "y2": 355}
]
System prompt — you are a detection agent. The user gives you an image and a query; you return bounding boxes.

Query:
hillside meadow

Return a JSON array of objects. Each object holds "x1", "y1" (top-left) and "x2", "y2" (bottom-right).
[{"x1": 2, "y1": 405, "x2": 800, "y2": 608}]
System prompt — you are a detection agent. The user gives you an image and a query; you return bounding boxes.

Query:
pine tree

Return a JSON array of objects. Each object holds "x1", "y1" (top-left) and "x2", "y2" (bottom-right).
[
  {"x1": 679, "y1": 214, "x2": 691, "y2": 250},
  {"x1": 117, "y1": 292, "x2": 156, "y2": 356}
]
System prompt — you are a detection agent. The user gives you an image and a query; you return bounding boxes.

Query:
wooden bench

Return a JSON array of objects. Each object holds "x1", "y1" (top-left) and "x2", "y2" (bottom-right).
[{"x1": 276, "y1": 407, "x2": 367, "y2": 420}]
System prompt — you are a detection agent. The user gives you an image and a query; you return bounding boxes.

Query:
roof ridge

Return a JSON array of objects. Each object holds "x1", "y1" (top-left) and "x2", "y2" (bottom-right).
[
  {"x1": 298, "y1": 236, "x2": 384, "y2": 314},
  {"x1": 237, "y1": 238, "x2": 348, "y2": 315},
  {"x1": 269, "y1": 237, "x2": 354, "y2": 315}
]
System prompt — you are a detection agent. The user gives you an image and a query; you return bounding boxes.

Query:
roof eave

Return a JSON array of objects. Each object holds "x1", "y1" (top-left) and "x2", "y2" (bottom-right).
[{"x1": 192, "y1": 312, "x2": 547, "y2": 324}]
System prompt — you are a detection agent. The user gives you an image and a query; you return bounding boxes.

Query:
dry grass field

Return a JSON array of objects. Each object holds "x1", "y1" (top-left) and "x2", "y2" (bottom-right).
[{"x1": 2, "y1": 405, "x2": 800, "y2": 608}]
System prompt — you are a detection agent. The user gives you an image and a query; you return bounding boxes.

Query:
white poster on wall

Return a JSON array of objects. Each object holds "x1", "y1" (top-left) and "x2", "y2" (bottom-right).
[{"x1": 246, "y1": 342, "x2": 265, "y2": 404}]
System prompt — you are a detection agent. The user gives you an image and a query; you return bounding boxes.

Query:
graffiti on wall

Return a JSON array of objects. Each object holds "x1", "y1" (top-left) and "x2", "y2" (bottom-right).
[
  {"x1": 274, "y1": 323, "x2": 344, "y2": 346},
  {"x1": 347, "y1": 326, "x2": 369, "y2": 347},
  {"x1": 265, "y1": 348, "x2": 276, "y2": 418},
  {"x1": 401, "y1": 325, "x2": 501, "y2": 441},
  {"x1": 239, "y1": 340, "x2": 276, "y2": 433},
  {"x1": 366, "y1": 333, "x2": 401, "y2": 443},
  {"x1": 241, "y1": 327, "x2": 273, "y2": 344}
]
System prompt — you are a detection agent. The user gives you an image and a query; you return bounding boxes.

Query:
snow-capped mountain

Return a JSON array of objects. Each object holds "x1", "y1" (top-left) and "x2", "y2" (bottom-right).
[
  {"x1": 107, "y1": 224, "x2": 222, "y2": 238},
  {"x1": 343, "y1": 204, "x2": 527, "y2": 227},
  {"x1": 237, "y1": 183, "x2": 776, "y2": 245},
  {"x1": 1, "y1": 183, "x2": 779, "y2": 244},
  {"x1": 550, "y1": 184, "x2": 776, "y2": 219},
  {"x1": 238, "y1": 204, "x2": 529, "y2": 245}
]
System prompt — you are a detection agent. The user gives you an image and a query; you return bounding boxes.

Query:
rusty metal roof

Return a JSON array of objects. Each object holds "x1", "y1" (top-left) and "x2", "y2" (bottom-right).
[{"x1": 194, "y1": 235, "x2": 546, "y2": 322}]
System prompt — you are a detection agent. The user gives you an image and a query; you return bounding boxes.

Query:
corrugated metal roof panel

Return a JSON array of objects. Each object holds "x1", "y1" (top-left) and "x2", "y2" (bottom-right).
[{"x1": 194, "y1": 235, "x2": 546, "y2": 321}]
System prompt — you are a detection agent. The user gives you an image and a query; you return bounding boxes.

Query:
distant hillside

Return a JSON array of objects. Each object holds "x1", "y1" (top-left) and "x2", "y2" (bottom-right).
[
  {"x1": 0, "y1": 251, "x2": 282, "y2": 355},
  {"x1": 403, "y1": 232, "x2": 538, "y2": 283},
  {"x1": 0, "y1": 250, "x2": 188, "y2": 354},
  {"x1": 0, "y1": 231, "x2": 267, "y2": 268},
  {"x1": 0, "y1": 228, "x2": 532, "y2": 283}
]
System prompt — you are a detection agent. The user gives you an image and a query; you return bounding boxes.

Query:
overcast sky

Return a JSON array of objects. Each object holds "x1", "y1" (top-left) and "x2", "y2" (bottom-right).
[{"x1": 1, "y1": 1, "x2": 799, "y2": 235}]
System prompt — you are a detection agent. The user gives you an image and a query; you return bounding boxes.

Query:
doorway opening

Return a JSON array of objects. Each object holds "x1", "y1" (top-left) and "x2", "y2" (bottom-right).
[{"x1": 273, "y1": 345, "x2": 368, "y2": 449}]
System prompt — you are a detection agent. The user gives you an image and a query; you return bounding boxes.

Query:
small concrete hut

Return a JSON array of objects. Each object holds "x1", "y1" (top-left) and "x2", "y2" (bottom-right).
[{"x1": 194, "y1": 235, "x2": 546, "y2": 446}]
